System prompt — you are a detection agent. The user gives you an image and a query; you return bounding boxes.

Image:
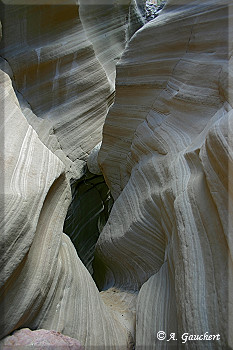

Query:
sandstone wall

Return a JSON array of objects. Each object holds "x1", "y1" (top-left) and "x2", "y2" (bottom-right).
[
  {"x1": 0, "y1": 0, "x2": 137, "y2": 180},
  {"x1": 0, "y1": 1, "x2": 140, "y2": 348},
  {"x1": 1, "y1": 0, "x2": 232, "y2": 349},
  {"x1": 97, "y1": 0, "x2": 233, "y2": 348},
  {"x1": 0, "y1": 69, "x2": 131, "y2": 347}
]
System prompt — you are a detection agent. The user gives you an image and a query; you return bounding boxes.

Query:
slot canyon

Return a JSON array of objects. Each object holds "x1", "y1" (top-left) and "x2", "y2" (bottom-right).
[{"x1": 0, "y1": 0, "x2": 232, "y2": 349}]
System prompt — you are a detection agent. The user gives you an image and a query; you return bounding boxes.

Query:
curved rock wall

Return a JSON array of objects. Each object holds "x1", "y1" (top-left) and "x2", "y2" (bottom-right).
[
  {"x1": 0, "y1": 2, "x2": 108, "y2": 178},
  {"x1": 0, "y1": 1, "x2": 143, "y2": 348},
  {"x1": 0, "y1": 0, "x2": 137, "y2": 180},
  {"x1": 1, "y1": 0, "x2": 232, "y2": 349},
  {"x1": 97, "y1": 0, "x2": 233, "y2": 348},
  {"x1": 79, "y1": 0, "x2": 145, "y2": 91},
  {"x1": 0, "y1": 70, "x2": 131, "y2": 348}
]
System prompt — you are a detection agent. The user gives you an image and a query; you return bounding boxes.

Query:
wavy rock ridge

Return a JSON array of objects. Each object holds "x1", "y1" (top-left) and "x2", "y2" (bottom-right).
[
  {"x1": 97, "y1": 0, "x2": 233, "y2": 348},
  {"x1": 1, "y1": 0, "x2": 233, "y2": 349},
  {"x1": 0, "y1": 0, "x2": 142, "y2": 179},
  {"x1": 0, "y1": 69, "x2": 131, "y2": 347},
  {"x1": 0, "y1": 1, "x2": 141, "y2": 348}
]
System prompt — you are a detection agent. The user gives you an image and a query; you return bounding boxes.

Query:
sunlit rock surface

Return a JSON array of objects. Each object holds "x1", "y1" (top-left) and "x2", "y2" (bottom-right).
[
  {"x1": 79, "y1": 0, "x2": 145, "y2": 92},
  {"x1": 0, "y1": 1, "x2": 144, "y2": 348},
  {"x1": 1, "y1": 0, "x2": 233, "y2": 349},
  {"x1": 97, "y1": 0, "x2": 233, "y2": 348},
  {"x1": 0, "y1": 70, "x2": 131, "y2": 348},
  {"x1": 0, "y1": 0, "x2": 136, "y2": 180}
]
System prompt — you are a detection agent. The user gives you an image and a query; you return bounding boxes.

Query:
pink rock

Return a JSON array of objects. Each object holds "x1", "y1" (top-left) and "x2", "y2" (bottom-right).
[{"x1": 0, "y1": 328, "x2": 84, "y2": 349}]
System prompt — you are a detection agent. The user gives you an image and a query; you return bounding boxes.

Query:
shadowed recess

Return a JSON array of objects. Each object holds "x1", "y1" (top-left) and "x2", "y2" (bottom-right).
[{"x1": 64, "y1": 170, "x2": 113, "y2": 275}]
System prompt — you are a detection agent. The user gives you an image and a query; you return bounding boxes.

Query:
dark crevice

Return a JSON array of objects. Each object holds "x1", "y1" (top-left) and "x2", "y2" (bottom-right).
[{"x1": 63, "y1": 169, "x2": 113, "y2": 276}]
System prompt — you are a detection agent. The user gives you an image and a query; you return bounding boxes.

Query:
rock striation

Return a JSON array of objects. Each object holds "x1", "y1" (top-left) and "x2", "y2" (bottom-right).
[
  {"x1": 79, "y1": 0, "x2": 145, "y2": 92},
  {"x1": 0, "y1": 0, "x2": 140, "y2": 181},
  {"x1": 0, "y1": 0, "x2": 144, "y2": 290},
  {"x1": 0, "y1": 1, "x2": 144, "y2": 347},
  {"x1": 1, "y1": 0, "x2": 233, "y2": 349},
  {"x1": 97, "y1": 0, "x2": 233, "y2": 348},
  {"x1": 0, "y1": 69, "x2": 131, "y2": 348},
  {"x1": 0, "y1": 2, "x2": 108, "y2": 179}
]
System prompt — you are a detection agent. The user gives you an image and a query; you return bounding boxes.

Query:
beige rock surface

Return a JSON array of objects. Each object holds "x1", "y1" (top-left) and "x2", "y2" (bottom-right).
[
  {"x1": 0, "y1": 1, "x2": 138, "y2": 180},
  {"x1": 96, "y1": 0, "x2": 233, "y2": 348},
  {"x1": 1, "y1": 0, "x2": 232, "y2": 349},
  {"x1": 0, "y1": 2, "x2": 145, "y2": 348},
  {"x1": 0, "y1": 70, "x2": 130, "y2": 348},
  {"x1": 79, "y1": 0, "x2": 144, "y2": 92}
]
